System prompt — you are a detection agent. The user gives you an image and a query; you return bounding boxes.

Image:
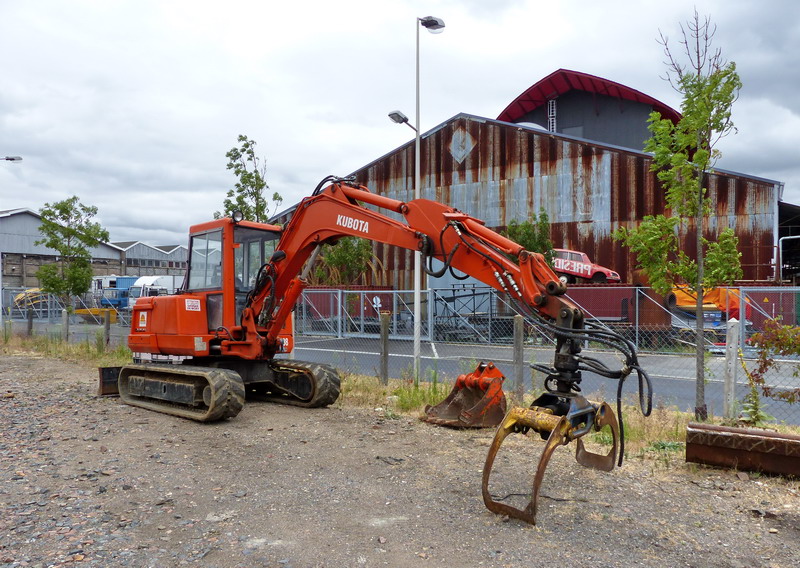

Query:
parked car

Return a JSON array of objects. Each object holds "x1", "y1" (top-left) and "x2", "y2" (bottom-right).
[{"x1": 552, "y1": 249, "x2": 621, "y2": 284}]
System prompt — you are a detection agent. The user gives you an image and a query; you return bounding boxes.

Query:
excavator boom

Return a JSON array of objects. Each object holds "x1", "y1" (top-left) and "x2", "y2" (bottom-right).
[{"x1": 250, "y1": 178, "x2": 576, "y2": 358}]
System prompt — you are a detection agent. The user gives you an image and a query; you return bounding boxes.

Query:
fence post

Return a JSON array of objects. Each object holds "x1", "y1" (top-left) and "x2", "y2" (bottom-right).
[
  {"x1": 61, "y1": 309, "x2": 69, "y2": 342},
  {"x1": 723, "y1": 318, "x2": 741, "y2": 420},
  {"x1": 634, "y1": 287, "x2": 640, "y2": 351},
  {"x1": 379, "y1": 311, "x2": 390, "y2": 385},
  {"x1": 427, "y1": 288, "x2": 434, "y2": 341},
  {"x1": 336, "y1": 290, "x2": 343, "y2": 338},
  {"x1": 513, "y1": 314, "x2": 524, "y2": 400},
  {"x1": 27, "y1": 308, "x2": 34, "y2": 336},
  {"x1": 104, "y1": 309, "x2": 111, "y2": 346}
]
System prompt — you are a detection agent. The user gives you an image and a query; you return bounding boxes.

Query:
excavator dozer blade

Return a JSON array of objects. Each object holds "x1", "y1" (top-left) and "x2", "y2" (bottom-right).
[{"x1": 423, "y1": 362, "x2": 507, "y2": 428}]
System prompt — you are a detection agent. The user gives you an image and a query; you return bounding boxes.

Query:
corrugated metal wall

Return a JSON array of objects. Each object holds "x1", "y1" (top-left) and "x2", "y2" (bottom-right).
[{"x1": 354, "y1": 114, "x2": 778, "y2": 288}]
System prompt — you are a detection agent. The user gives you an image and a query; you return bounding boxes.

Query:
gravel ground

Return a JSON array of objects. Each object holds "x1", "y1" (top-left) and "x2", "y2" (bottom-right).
[{"x1": 1, "y1": 353, "x2": 799, "y2": 568}]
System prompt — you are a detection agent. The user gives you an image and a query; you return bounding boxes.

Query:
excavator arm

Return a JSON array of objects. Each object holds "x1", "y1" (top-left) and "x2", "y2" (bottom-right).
[{"x1": 242, "y1": 178, "x2": 650, "y2": 395}]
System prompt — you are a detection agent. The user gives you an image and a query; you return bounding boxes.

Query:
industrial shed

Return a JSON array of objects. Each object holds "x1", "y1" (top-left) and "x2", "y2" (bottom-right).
[
  {"x1": 0, "y1": 208, "x2": 123, "y2": 288},
  {"x1": 111, "y1": 241, "x2": 187, "y2": 277},
  {"x1": 344, "y1": 69, "x2": 795, "y2": 287},
  {"x1": 0, "y1": 209, "x2": 187, "y2": 293}
]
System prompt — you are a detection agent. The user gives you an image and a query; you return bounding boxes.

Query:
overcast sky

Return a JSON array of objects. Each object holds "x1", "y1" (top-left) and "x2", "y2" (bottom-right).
[{"x1": 2, "y1": 0, "x2": 798, "y2": 245}]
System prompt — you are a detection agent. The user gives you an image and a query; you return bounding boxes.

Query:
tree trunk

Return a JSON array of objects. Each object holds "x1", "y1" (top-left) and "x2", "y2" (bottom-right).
[
  {"x1": 694, "y1": 179, "x2": 708, "y2": 420},
  {"x1": 695, "y1": 288, "x2": 707, "y2": 419}
]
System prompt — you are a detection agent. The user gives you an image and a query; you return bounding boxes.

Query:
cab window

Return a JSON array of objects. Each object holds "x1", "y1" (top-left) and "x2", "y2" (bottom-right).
[
  {"x1": 233, "y1": 226, "x2": 279, "y2": 293},
  {"x1": 233, "y1": 225, "x2": 280, "y2": 320},
  {"x1": 187, "y1": 230, "x2": 223, "y2": 290}
]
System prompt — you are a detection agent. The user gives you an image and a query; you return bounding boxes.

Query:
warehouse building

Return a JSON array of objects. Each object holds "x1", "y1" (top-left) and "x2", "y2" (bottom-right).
[
  {"x1": 110, "y1": 241, "x2": 188, "y2": 277},
  {"x1": 341, "y1": 69, "x2": 797, "y2": 287},
  {"x1": 0, "y1": 208, "x2": 123, "y2": 289},
  {"x1": 0, "y1": 208, "x2": 187, "y2": 310}
]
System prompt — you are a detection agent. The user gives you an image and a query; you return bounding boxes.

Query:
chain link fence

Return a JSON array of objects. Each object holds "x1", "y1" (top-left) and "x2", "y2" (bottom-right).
[
  {"x1": 3, "y1": 285, "x2": 798, "y2": 425},
  {"x1": 2, "y1": 286, "x2": 131, "y2": 347},
  {"x1": 293, "y1": 286, "x2": 800, "y2": 426}
]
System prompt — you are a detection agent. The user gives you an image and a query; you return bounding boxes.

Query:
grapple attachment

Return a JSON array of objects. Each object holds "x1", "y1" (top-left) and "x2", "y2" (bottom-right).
[
  {"x1": 423, "y1": 362, "x2": 507, "y2": 428},
  {"x1": 481, "y1": 395, "x2": 619, "y2": 524}
]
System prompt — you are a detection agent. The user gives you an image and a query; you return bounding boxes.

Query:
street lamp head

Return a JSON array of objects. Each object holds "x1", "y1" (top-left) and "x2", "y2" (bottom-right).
[
  {"x1": 388, "y1": 110, "x2": 417, "y2": 132},
  {"x1": 388, "y1": 110, "x2": 409, "y2": 125},
  {"x1": 2, "y1": 156, "x2": 22, "y2": 162},
  {"x1": 419, "y1": 16, "x2": 445, "y2": 33}
]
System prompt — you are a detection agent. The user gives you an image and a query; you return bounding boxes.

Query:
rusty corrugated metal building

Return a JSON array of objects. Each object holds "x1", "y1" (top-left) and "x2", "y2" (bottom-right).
[{"x1": 277, "y1": 69, "x2": 798, "y2": 287}]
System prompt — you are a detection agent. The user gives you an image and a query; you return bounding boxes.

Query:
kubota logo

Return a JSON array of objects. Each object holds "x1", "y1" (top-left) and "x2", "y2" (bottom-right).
[{"x1": 336, "y1": 214, "x2": 369, "y2": 233}]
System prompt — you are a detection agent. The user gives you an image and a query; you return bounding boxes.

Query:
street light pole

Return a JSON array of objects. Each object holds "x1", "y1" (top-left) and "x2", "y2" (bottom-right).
[
  {"x1": 413, "y1": 16, "x2": 444, "y2": 382},
  {"x1": 388, "y1": 18, "x2": 444, "y2": 382},
  {"x1": 0, "y1": 155, "x2": 23, "y2": 318}
]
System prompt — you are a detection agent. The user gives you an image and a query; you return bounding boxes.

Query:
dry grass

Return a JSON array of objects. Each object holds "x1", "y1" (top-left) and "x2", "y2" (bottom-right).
[
  {"x1": 337, "y1": 371, "x2": 449, "y2": 418},
  {"x1": 339, "y1": 372, "x2": 800, "y2": 468},
  {"x1": 1, "y1": 332, "x2": 133, "y2": 368}
]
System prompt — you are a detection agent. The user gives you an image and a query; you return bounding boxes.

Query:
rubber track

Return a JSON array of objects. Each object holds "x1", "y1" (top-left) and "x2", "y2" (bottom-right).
[
  {"x1": 263, "y1": 359, "x2": 341, "y2": 408},
  {"x1": 118, "y1": 363, "x2": 245, "y2": 422}
]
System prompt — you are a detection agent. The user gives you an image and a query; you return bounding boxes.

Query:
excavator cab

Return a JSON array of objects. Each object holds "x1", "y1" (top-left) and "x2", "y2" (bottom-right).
[
  {"x1": 129, "y1": 217, "x2": 292, "y2": 358},
  {"x1": 182, "y1": 219, "x2": 283, "y2": 338}
]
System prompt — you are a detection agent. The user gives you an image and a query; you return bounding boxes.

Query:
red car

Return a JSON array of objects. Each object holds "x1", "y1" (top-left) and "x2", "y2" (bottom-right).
[{"x1": 552, "y1": 249, "x2": 621, "y2": 284}]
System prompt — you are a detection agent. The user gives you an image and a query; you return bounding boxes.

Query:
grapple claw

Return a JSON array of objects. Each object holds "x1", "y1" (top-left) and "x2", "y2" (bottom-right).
[
  {"x1": 423, "y1": 362, "x2": 507, "y2": 428},
  {"x1": 575, "y1": 401, "x2": 619, "y2": 471},
  {"x1": 481, "y1": 397, "x2": 620, "y2": 524}
]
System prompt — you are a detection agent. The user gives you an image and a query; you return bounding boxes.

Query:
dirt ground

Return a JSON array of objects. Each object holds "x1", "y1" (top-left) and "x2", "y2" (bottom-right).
[{"x1": 1, "y1": 353, "x2": 799, "y2": 568}]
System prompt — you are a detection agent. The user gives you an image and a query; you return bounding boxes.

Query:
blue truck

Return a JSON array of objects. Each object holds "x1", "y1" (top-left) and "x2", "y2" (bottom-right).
[{"x1": 93, "y1": 276, "x2": 138, "y2": 310}]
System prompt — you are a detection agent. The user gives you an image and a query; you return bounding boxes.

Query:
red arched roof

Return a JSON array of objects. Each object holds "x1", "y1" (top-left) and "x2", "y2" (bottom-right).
[{"x1": 497, "y1": 68, "x2": 681, "y2": 124}]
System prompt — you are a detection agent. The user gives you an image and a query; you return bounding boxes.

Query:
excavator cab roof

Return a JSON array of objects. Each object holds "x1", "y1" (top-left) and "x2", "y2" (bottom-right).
[{"x1": 189, "y1": 216, "x2": 282, "y2": 235}]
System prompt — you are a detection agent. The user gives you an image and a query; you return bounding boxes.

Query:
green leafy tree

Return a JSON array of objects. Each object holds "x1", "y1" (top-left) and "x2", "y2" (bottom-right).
[
  {"x1": 312, "y1": 237, "x2": 377, "y2": 286},
  {"x1": 215, "y1": 134, "x2": 283, "y2": 222},
  {"x1": 504, "y1": 208, "x2": 554, "y2": 264},
  {"x1": 35, "y1": 196, "x2": 110, "y2": 310},
  {"x1": 614, "y1": 11, "x2": 743, "y2": 419}
]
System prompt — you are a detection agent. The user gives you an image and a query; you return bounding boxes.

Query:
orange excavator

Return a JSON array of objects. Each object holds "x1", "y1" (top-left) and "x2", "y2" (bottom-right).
[{"x1": 117, "y1": 176, "x2": 652, "y2": 523}]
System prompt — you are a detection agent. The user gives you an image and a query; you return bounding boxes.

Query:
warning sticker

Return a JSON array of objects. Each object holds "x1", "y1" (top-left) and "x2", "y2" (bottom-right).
[
  {"x1": 185, "y1": 299, "x2": 201, "y2": 312},
  {"x1": 138, "y1": 311, "x2": 147, "y2": 328}
]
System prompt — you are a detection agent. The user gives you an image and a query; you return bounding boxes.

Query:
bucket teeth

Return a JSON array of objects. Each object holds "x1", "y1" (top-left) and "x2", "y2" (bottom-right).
[{"x1": 423, "y1": 362, "x2": 507, "y2": 428}]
